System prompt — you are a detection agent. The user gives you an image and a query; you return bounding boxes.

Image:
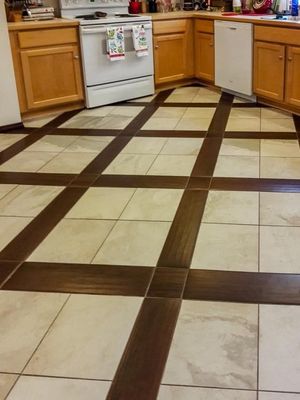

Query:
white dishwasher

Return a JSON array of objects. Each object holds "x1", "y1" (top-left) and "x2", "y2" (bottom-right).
[{"x1": 215, "y1": 20, "x2": 253, "y2": 96}]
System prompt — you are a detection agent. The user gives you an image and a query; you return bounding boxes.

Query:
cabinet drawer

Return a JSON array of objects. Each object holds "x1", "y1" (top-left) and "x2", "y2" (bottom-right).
[
  {"x1": 18, "y1": 28, "x2": 78, "y2": 49},
  {"x1": 254, "y1": 25, "x2": 300, "y2": 46},
  {"x1": 153, "y1": 19, "x2": 188, "y2": 35},
  {"x1": 195, "y1": 19, "x2": 214, "y2": 33}
]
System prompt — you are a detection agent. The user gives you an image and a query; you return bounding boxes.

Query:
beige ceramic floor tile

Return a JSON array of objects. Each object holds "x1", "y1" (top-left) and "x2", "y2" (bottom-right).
[
  {"x1": 0, "y1": 134, "x2": 27, "y2": 151},
  {"x1": 183, "y1": 107, "x2": 216, "y2": 118},
  {"x1": 260, "y1": 157, "x2": 300, "y2": 179},
  {"x1": 109, "y1": 106, "x2": 143, "y2": 117},
  {"x1": 103, "y1": 154, "x2": 157, "y2": 175},
  {"x1": 220, "y1": 139, "x2": 260, "y2": 156},
  {"x1": 203, "y1": 191, "x2": 259, "y2": 225},
  {"x1": 0, "y1": 185, "x2": 62, "y2": 217},
  {"x1": 6, "y1": 376, "x2": 110, "y2": 400},
  {"x1": 0, "y1": 217, "x2": 32, "y2": 251},
  {"x1": 175, "y1": 118, "x2": 211, "y2": 131},
  {"x1": 259, "y1": 304, "x2": 300, "y2": 392},
  {"x1": 25, "y1": 295, "x2": 142, "y2": 379},
  {"x1": 141, "y1": 117, "x2": 180, "y2": 130},
  {"x1": 214, "y1": 156, "x2": 260, "y2": 178},
  {"x1": 28, "y1": 219, "x2": 115, "y2": 263},
  {"x1": 93, "y1": 220, "x2": 171, "y2": 266},
  {"x1": 63, "y1": 136, "x2": 114, "y2": 153},
  {"x1": 260, "y1": 226, "x2": 300, "y2": 273},
  {"x1": 191, "y1": 223, "x2": 259, "y2": 272},
  {"x1": 261, "y1": 107, "x2": 292, "y2": 119},
  {"x1": 173, "y1": 87, "x2": 199, "y2": 95},
  {"x1": 158, "y1": 386, "x2": 256, "y2": 400},
  {"x1": 260, "y1": 140, "x2": 300, "y2": 157},
  {"x1": 73, "y1": 106, "x2": 117, "y2": 118},
  {"x1": 0, "y1": 374, "x2": 18, "y2": 399},
  {"x1": 192, "y1": 88, "x2": 221, "y2": 103},
  {"x1": 259, "y1": 393, "x2": 300, "y2": 400},
  {"x1": 226, "y1": 118, "x2": 261, "y2": 132},
  {"x1": 38, "y1": 152, "x2": 96, "y2": 173},
  {"x1": 60, "y1": 116, "x2": 133, "y2": 130},
  {"x1": 260, "y1": 192, "x2": 300, "y2": 226},
  {"x1": 120, "y1": 188, "x2": 183, "y2": 221},
  {"x1": 24, "y1": 135, "x2": 78, "y2": 153},
  {"x1": 98, "y1": 116, "x2": 134, "y2": 129},
  {"x1": 0, "y1": 152, "x2": 58, "y2": 172},
  {"x1": 23, "y1": 114, "x2": 59, "y2": 128},
  {"x1": 0, "y1": 291, "x2": 67, "y2": 373},
  {"x1": 147, "y1": 155, "x2": 196, "y2": 176},
  {"x1": 152, "y1": 107, "x2": 187, "y2": 118},
  {"x1": 233, "y1": 96, "x2": 253, "y2": 103},
  {"x1": 121, "y1": 137, "x2": 167, "y2": 154},
  {"x1": 66, "y1": 187, "x2": 135, "y2": 220},
  {"x1": 261, "y1": 118, "x2": 296, "y2": 132},
  {"x1": 162, "y1": 300, "x2": 258, "y2": 389},
  {"x1": 160, "y1": 138, "x2": 203, "y2": 155},
  {"x1": 0, "y1": 184, "x2": 16, "y2": 200},
  {"x1": 229, "y1": 108, "x2": 261, "y2": 118},
  {"x1": 165, "y1": 94, "x2": 197, "y2": 103}
]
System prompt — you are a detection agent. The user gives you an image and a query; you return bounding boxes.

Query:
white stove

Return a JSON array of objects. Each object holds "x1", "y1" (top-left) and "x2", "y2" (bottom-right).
[{"x1": 60, "y1": 0, "x2": 154, "y2": 108}]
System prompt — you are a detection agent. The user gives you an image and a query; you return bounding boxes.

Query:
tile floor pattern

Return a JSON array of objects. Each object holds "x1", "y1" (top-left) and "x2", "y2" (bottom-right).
[{"x1": 0, "y1": 86, "x2": 300, "y2": 399}]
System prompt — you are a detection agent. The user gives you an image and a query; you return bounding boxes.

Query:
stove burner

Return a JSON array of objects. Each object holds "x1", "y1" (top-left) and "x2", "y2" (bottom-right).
[{"x1": 76, "y1": 11, "x2": 107, "y2": 19}]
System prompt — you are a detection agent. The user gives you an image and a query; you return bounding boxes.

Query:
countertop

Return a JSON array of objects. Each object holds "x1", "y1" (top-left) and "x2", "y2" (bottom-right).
[
  {"x1": 8, "y1": 18, "x2": 79, "y2": 31},
  {"x1": 148, "y1": 10, "x2": 300, "y2": 28}
]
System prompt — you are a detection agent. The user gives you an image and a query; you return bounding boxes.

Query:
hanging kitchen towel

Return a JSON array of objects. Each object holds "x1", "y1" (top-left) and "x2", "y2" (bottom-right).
[
  {"x1": 132, "y1": 25, "x2": 148, "y2": 57},
  {"x1": 106, "y1": 26, "x2": 125, "y2": 61}
]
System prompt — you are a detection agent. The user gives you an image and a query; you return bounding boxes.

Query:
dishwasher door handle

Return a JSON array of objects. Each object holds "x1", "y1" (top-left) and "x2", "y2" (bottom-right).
[{"x1": 229, "y1": 26, "x2": 237, "y2": 30}]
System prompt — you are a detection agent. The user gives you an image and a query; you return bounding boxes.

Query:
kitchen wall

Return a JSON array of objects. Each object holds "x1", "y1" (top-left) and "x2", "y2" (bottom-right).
[
  {"x1": 44, "y1": 0, "x2": 60, "y2": 15},
  {"x1": 0, "y1": 1, "x2": 21, "y2": 126}
]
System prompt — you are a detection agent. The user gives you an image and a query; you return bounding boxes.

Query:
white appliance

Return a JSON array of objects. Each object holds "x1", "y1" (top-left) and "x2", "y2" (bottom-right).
[
  {"x1": 60, "y1": 0, "x2": 154, "y2": 108},
  {"x1": 0, "y1": 2, "x2": 21, "y2": 127},
  {"x1": 214, "y1": 20, "x2": 253, "y2": 97}
]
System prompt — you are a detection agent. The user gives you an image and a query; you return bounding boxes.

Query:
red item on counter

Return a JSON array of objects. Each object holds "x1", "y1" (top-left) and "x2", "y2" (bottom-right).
[{"x1": 129, "y1": 1, "x2": 141, "y2": 13}]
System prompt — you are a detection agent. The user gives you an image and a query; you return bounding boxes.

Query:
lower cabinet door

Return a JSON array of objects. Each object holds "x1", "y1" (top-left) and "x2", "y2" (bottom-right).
[
  {"x1": 194, "y1": 32, "x2": 214, "y2": 82},
  {"x1": 20, "y1": 45, "x2": 83, "y2": 110},
  {"x1": 253, "y1": 41, "x2": 285, "y2": 101},
  {"x1": 154, "y1": 33, "x2": 187, "y2": 85},
  {"x1": 285, "y1": 46, "x2": 300, "y2": 108}
]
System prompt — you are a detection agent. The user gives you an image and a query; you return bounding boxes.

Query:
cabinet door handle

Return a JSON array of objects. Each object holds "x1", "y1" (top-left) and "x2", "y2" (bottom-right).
[
  {"x1": 229, "y1": 27, "x2": 237, "y2": 30},
  {"x1": 288, "y1": 57, "x2": 293, "y2": 61},
  {"x1": 74, "y1": 55, "x2": 79, "y2": 59},
  {"x1": 155, "y1": 45, "x2": 159, "y2": 49},
  {"x1": 209, "y1": 43, "x2": 213, "y2": 47},
  {"x1": 278, "y1": 55, "x2": 283, "y2": 60}
]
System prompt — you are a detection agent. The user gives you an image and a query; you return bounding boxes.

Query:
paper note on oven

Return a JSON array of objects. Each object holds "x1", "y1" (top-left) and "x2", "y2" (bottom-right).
[
  {"x1": 132, "y1": 25, "x2": 148, "y2": 57},
  {"x1": 106, "y1": 27, "x2": 125, "y2": 61}
]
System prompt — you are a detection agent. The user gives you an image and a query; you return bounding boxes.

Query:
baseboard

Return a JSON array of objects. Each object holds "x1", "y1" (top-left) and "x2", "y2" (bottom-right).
[{"x1": 0, "y1": 122, "x2": 24, "y2": 133}]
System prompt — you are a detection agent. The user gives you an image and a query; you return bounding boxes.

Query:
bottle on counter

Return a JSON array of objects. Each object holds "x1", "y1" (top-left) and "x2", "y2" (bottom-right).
[
  {"x1": 233, "y1": 0, "x2": 241, "y2": 12},
  {"x1": 148, "y1": 0, "x2": 157, "y2": 12},
  {"x1": 291, "y1": 0, "x2": 299, "y2": 16}
]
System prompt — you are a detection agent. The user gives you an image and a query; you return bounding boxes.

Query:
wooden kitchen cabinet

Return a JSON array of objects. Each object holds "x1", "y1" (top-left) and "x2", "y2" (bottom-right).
[
  {"x1": 253, "y1": 41, "x2": 285, "y2": 101},
  {"x1": 194, "y1": 19, "x2": 214, "y2": 83},
  {"x1": 153, "y1": 19, "x2": 194, "y2": 86},
  {"x1": 9, "y1": 23, "x2": 84, "y2": 115},
  {"x1": 285, "y1": 46, "x2": 300, "y2": 108}
]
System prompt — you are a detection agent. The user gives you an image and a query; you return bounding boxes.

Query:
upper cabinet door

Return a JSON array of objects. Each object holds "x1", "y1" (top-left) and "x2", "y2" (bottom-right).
[
  {"x1": 20, "y1": 45, "x2": 83, "y2": 110},
  {"x1": 285, "y1": 46, "x2": 300, "y2": 108},
  {"x1": 253, "y1": 41, "x2": 285, "y2": 101},
  {"x1": 194, "y1": 32, "x2": 214, "y2": 82}
]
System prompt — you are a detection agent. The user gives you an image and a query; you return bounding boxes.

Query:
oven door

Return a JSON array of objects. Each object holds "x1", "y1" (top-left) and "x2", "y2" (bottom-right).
[{"x1": 80, "y1": 22, "x2": 154, "y2": 87}]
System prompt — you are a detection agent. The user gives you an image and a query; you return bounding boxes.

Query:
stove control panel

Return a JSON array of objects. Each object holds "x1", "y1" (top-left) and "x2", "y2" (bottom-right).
[{"x1": 60, "y1": 0, "x2": 129, "y2": 10}]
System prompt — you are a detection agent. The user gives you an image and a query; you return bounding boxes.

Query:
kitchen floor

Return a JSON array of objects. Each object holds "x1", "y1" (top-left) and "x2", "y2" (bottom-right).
[{"x1": 0, "y1": 85, "x2": 300, "y2": 400}]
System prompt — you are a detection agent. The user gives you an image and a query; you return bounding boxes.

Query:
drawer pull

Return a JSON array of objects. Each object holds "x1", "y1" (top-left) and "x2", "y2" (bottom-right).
[
  {"x1": 278, "y1": 55, "x2": 283, "y2": 60},
  {"x1": 288, "y1": 57, "x2": 293, "y2": 61}
]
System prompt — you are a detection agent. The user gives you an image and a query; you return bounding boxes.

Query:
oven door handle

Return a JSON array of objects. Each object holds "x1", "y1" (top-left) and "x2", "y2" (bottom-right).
[{"x1": 81, "y1": 24, "x2": 152, "y2": 34}]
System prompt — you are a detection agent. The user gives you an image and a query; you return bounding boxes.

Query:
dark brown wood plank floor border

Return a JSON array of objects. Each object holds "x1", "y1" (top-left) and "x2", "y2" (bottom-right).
[
  {"x1": 157, "y1": 190, "x2": 208, "y2": 268},
  {"x1": 293, "y1": 114, "x2": 300, "y2": 145},
  {"x1": 151, "y1": 89, "x2": 174, "y2": 104},
  {"x1": 0, "y1": 172, "x2": 76, "y2": 186},
  {"x1": 136, "y1": 130, "x2": 207, "y2": 138},
  {"x1": 39, "y1": 108, "x2": 83, "y2": 130},
  {"x1": 206, "y1": 91, "x2": 234, "y2": 138},
  {"x1": 0, "y1": 261, "x2": 21, "y2": 287},
  {"x1": 106, "y1": 297, "x2": 181, "y2": 400},
  {"x1": 186, "y1": 176, "x2": 211, "y2": 190},
  {"x1": 211, "y1": 177, "x2": 300, "y2": 193},
  {"x1": 81, "y1": 136, "x2": 131, "y2": 174},
  {"x1": 191, "y1": 137, "x2": 223, "y2": 177},
  {"x1": 147, "y1": 267, "x2": 188, "y2": 299},
  {"x1": 231, "y1": 102, "x2": 269, "y2": 108},
  {"x1": 0, "y1": 186, "x2": 87, "y2": 262},
  {"x1": 0, "y1": 122, "x2": 24, "y2": 133},
  {"x1": 3, "y1": 262, "x2": 154, "y2": 297},
  {"x1": 47, "y1": 128, "x2": 121, "y2": 137},
  {"x1": 184, "y1": 269, "x2": 300, "y2": 305},
  {"x1": 0, "y1": 133, "x2": 45, "y2": 165},
  {"x1": 93, "y1": 175, "x2": 189, "y2": 189},
  {"x1": 225, "y1": 131, "x2": 298, "y2": 140}
]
